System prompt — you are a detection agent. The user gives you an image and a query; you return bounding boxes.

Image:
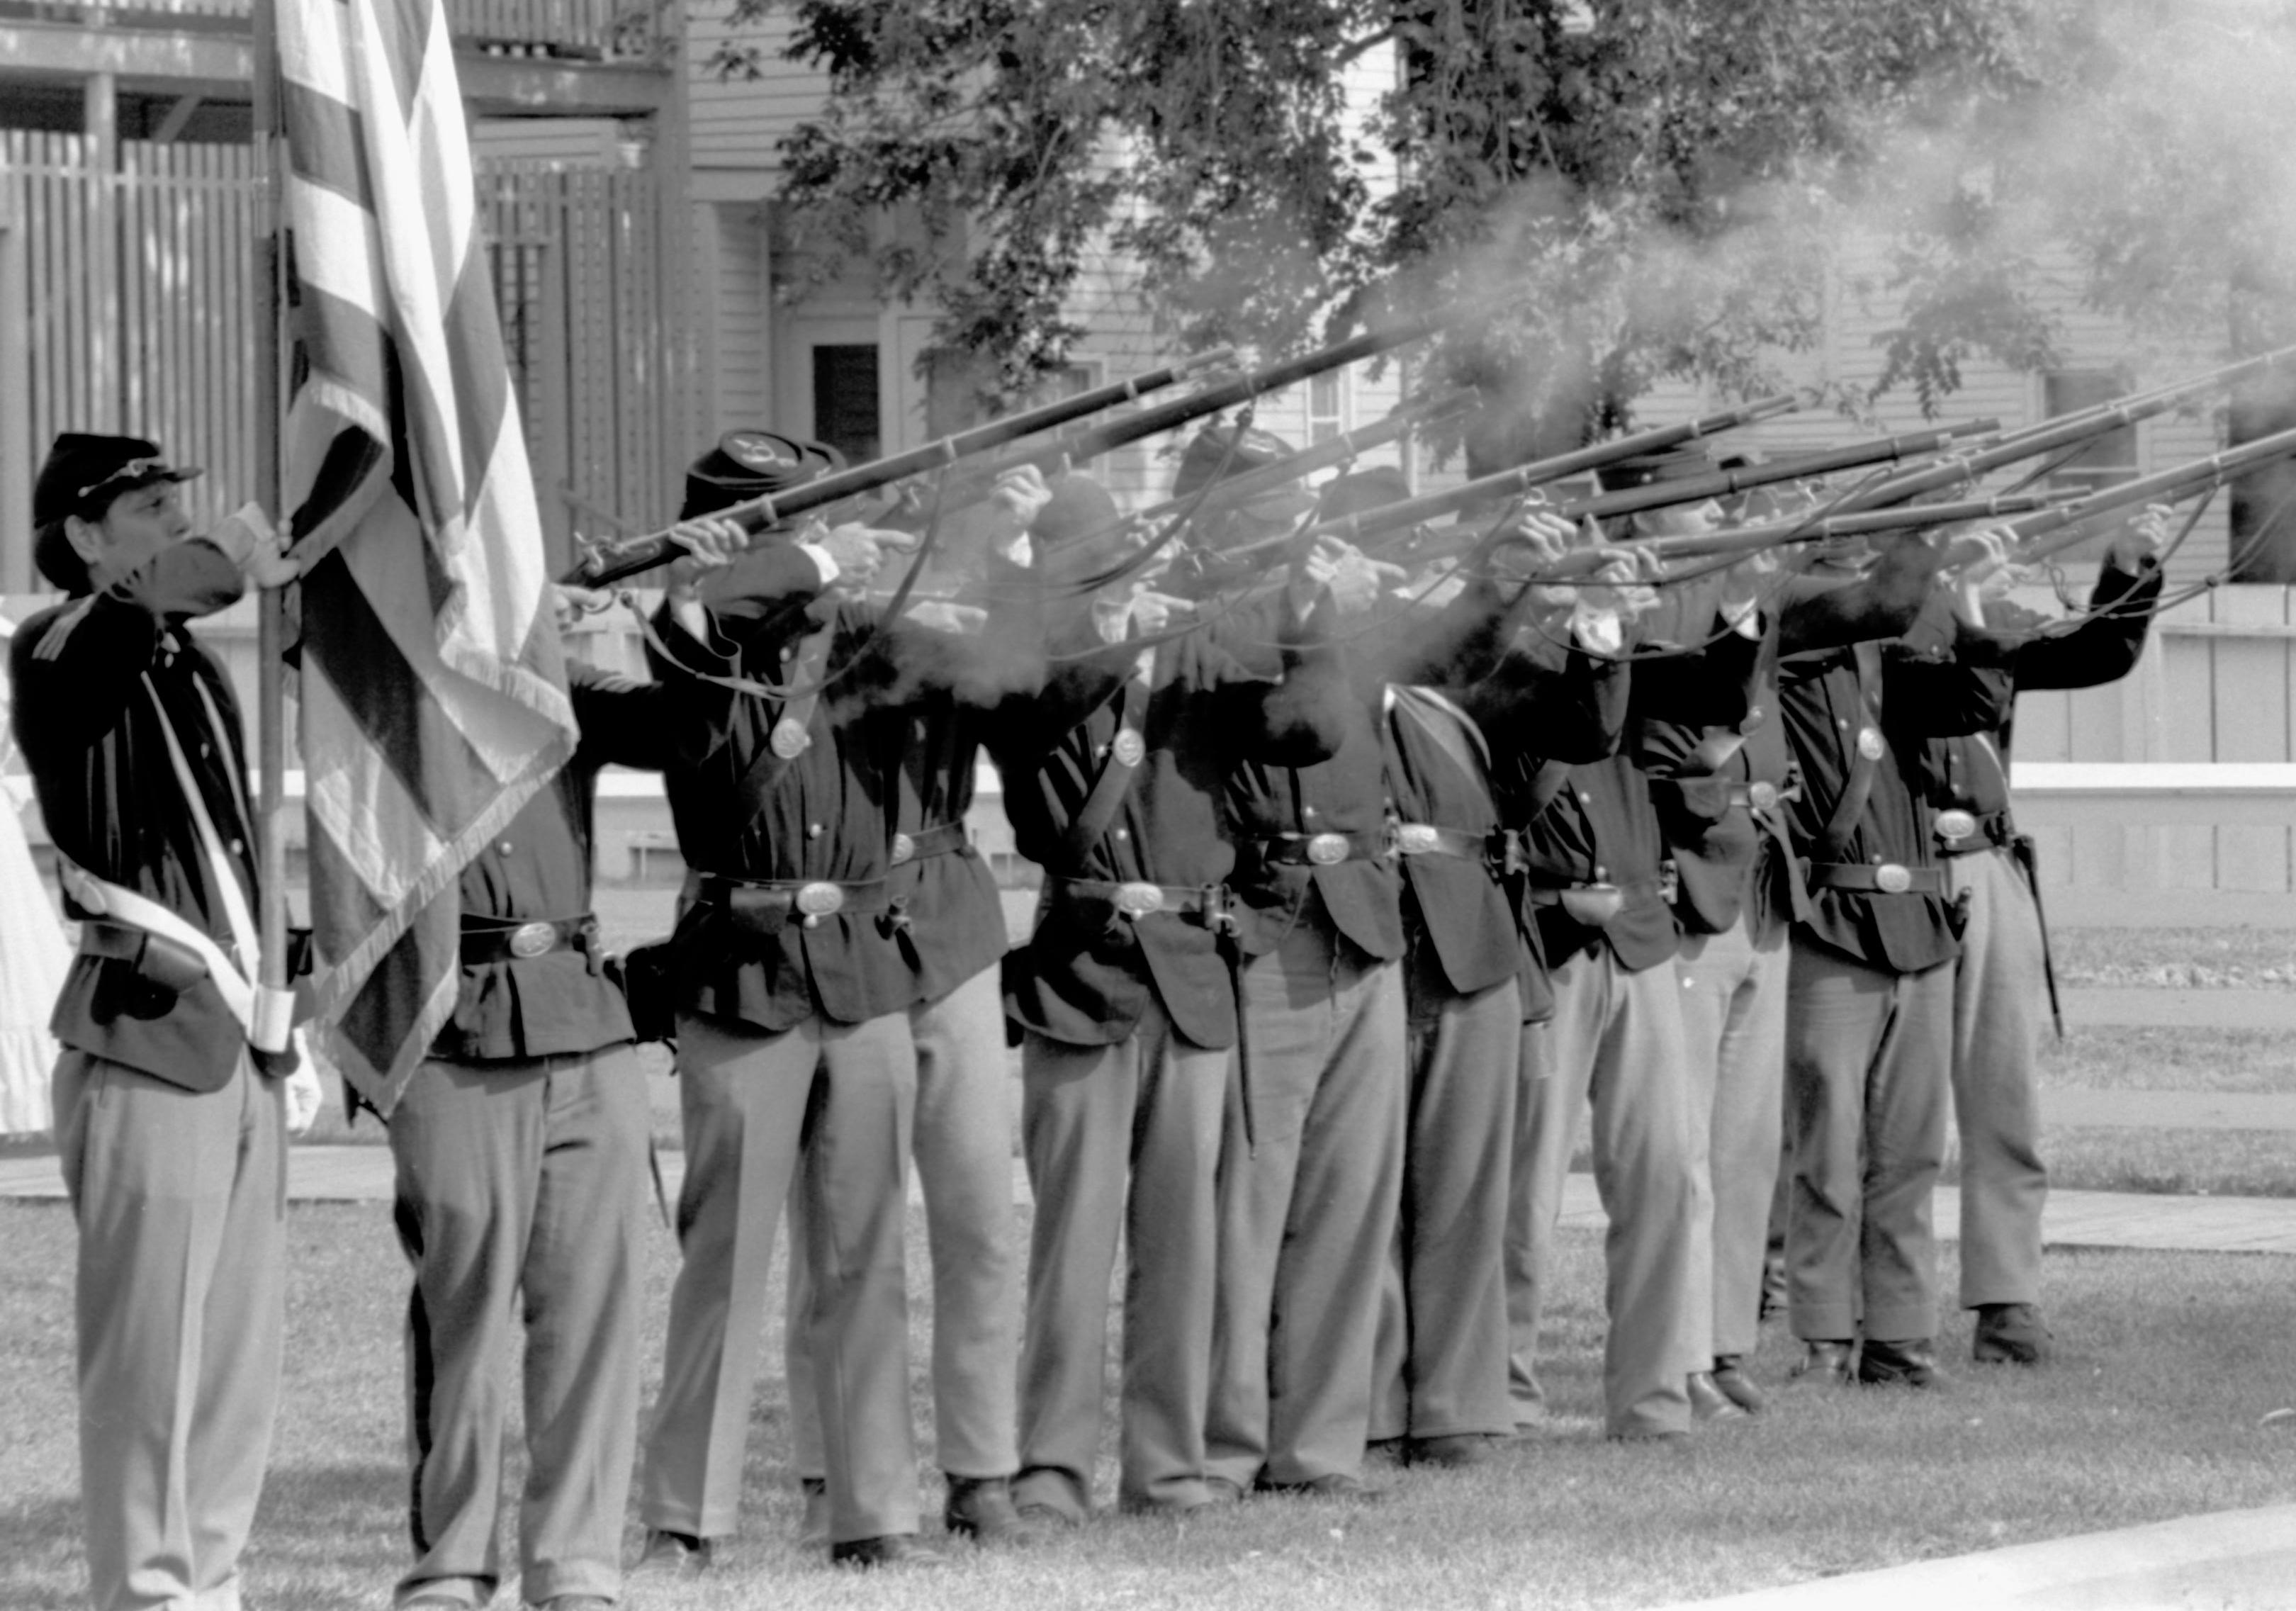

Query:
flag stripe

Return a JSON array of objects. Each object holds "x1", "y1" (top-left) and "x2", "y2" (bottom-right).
[{"x1": 280, "y1": 81, "x2": 368, "y2": 211}]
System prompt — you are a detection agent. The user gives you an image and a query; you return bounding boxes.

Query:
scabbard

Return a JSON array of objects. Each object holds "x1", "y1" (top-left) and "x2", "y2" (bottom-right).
[
  {"x1": 2010, "y1": 833, "x2": 2063, "y2": 1039},
  {"x1": 1217, "y1": 920, "x2": 1256, "y2": 1157}
]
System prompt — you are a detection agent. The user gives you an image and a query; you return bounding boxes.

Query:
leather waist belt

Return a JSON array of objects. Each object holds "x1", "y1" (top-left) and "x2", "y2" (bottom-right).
[
  {"x1": 1932, "y1": 807, "x2": 2014, "y2": 856},
  {"x1": 1391, "y1": 822, "x2": 1503, "y2": 863},
  {"x1": 1253, "y1": 830, "x2": 1388, "y2": 867},
  {"x1": 689, "y1": 871, "x2": 894, "y2": 926},
  {"x1": 1803, "y1": 860, "x2": 1949, "y2": 897},
  {"x1": 459, "y1": 915, "x2": 597, "y2": 965},
  {"x1": 889, "y1": 821, "x2": 967, "y2": 865},
  {"x1": 1726, "y1": 779, "x2": 1802, "y2": 812},
  {"x1": 1050, "y1": 876, "x2": 1235, "y2": 926}
]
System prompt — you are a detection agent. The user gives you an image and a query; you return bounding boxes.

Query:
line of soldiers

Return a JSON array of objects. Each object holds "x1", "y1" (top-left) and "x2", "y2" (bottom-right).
[{"x1": 11, "y1": 417, "x2": 2161, "y2": 1611}]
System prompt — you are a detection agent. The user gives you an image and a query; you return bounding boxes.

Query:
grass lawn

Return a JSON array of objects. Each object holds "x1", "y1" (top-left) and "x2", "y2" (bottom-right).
[{"x1": 2, "y1": 1200, "x2": 2294, "y2": 1610}]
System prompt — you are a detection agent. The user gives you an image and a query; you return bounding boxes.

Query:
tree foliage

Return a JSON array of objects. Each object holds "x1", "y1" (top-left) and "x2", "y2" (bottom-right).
[{"x1": 713, "y1": 0, "x2": 2194, "y2": 446}]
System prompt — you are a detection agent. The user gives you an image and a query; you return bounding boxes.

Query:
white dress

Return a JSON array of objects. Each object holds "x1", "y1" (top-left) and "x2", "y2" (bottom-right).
[{"x1": 0, "y1": 625, "x2": 67, "y2": 1135}]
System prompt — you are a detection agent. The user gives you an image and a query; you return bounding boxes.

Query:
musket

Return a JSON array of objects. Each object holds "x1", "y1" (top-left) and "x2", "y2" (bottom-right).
[
  {"x1": 568, "y1": 313, "x2": 1460, "y2": 588},
  {"x1": 1984, "y1": 342, "x2": 2296, "y2": 454},
  {"x1": 1613, "y1": 494, "x2": 2059, "y2": 578},
  {"x1": 1045, "y1": 387, "x2": 1481, "y2": 595},
  {"x1": 1200, "y1": 394, "x2": 1805, "y2": 578},
  {"x1": 563, "y1": 346, "x2": 1233, "y2": 586},
  {"x1": 1937, "y1": 425, "x2": 2296, "y2": 568},
  {"x1": 1839, "y1": 346, "x2": 2296, "y2": 516}
]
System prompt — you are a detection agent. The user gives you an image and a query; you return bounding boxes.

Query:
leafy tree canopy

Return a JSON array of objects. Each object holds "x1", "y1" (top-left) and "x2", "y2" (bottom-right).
[{"x1": 714, "y1": 0, "x2": 2285, "y2": 453}]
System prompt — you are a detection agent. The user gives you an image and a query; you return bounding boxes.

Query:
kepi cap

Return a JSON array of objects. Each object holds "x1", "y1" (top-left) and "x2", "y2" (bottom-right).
[
  {"x1": 33, "y1": 433, "x2": 202, "y2": 591},
  {"x1": 681, "y1": 430, "x2": 845, "y2": 520},
  {"x1": 1171, "y1": 423, "x2": 1317, "y2": 524},
  {"x1": 1594, "y1": 444, "x2": 1714, "y2": 495}
]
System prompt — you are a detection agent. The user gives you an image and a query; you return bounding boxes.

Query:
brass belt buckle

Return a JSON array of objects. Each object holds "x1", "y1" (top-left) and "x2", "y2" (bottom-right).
[
  {"x1": 1934, "y1": 809, "x2": 1977, "y2": 843},
  {"x1": 889, "y1": 832, "x2": 917, "y2": 865},
  {"x1": 1113, "y1": 881, "x2": 1165, "y2": 918},
  {"x1": 1874, "y1": 863, "x2": 1913, "y2": 894},
  {"x1": 1111, "y1": 729, "x2": 1146, "y2": 768},
  {"x1": 1745, "y1": 781, "x2": 1779, "y2": 812},
  {"x1": 507, "y1": 920, "x2": 558, "y2": 959},
  {"x1": 1305, "y1": 832, "x2": 1349, "y2": 865},
  {"x1": 1395, "y1": 823, "x2": 1440, "y2": 855},
  {"x1": 795, "y1": 882, "x2": 846, "y2": 916}
]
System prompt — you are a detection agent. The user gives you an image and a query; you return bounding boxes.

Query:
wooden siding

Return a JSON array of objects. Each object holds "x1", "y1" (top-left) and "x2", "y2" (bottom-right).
[{"x1": 686, "y1": 0, "x2": 822, "y2": 170}]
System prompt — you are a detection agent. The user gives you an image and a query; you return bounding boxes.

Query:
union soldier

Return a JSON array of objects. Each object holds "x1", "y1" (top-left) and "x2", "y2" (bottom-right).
[
  {"x1": 383, "y1": 530, "x2": 743, "y2": 1611},
  {"x1": 1774, "y1": 542, "x2": 2010, "y2": 1388},
  {"x1": 995, "y1": 472, "x2": 1348, "y2": 1521},
  {"x1": 11, "y1": 433, "x2": 315, "y2": 1611},
  {"x1": 780, "y1": 466, "x2": 1055, "y2": 1550},
  {"x1": 1490, "y1": 493, "x2": 1721, "y2": 1442},
  {"x1": 1191, "y1": 425, "x2": 1419, "y2": 1498},
  {"x1": 1312, "y1": 474, "x2": 1626, "y2": 1466},
  {"x1": 632, "y1": 432, "x2": 1013, "y2": 1571},
  {"x1": 1918, "y1": 510, "x2": 2165, "y2": 1366},
  {"x1": 1627, "y1": 456, "x2": 1949, "y2": 1418}
]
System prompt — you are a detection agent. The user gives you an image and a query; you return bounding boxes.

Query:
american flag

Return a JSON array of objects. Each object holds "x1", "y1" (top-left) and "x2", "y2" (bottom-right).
[{"x1": 278, "y1": 0, "x2": 576, "y2": 1114}]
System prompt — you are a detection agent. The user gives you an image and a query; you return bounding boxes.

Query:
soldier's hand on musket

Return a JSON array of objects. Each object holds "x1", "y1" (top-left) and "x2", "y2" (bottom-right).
[
  {"x1": 989, "y1": 464, "x2": 1055, "y2": 529},
  {"x1": 1485, "y1": 505, "x2": 1578, "y2": 579},
  {"x1": 1126, "y1": 588, "x2": 1191, "y2": 637},
  {"x1": 811, "y1": 520, "x2": 917, "y2": 595},
  {"x1": 1579, "y1": 543, "x2": 1662, "y2": 622},
  {"x1": 1302, "y1": 535, "x2": 1406, "y2": 619},
  {"x1": 662, "y1": 516, "x2": 750, "y2": 597},
  {"x1": 551, "y1": 583, "x2": 614, "y2": 633},
  {"x1": 901, "y1": 597, "x2": 989, "y2": 634},
  {"x1": 2110, "y1": 503, "x2": 2173, "y2": 571}
]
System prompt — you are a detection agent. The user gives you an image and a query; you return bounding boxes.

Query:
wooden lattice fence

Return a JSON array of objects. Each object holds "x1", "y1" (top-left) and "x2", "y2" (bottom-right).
[{"x1": 0, "y1": 130, "x2": 677, "y2": 588}]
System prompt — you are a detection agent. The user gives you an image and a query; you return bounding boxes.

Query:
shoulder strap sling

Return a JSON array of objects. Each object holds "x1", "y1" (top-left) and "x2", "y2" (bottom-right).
[
  {"x1": 1055, "y1": 656, "x2": 1153, "y2": 869},
  {"x1": 1386, "y1": 683, "x2": 1493, "y2": 794},
  {"x1": 64, "y1": 671, "x2": 278, "y2": 1042},
  {"x1": 734, "y1": 623, "x2": 835, "y2": 833},
  {"x1": 1818, "y1": 639, "x2": 1888, "y2": 861}
]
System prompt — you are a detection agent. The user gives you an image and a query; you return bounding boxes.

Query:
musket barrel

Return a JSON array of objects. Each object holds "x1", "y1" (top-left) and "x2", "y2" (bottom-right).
[
  {"x1": 565, "y1": 345, "x2": 1232, "y2": 585},
  {"x1": 1959, "y1": 425, "x2": 2296, "y2": 567},
  {"x1": 1217, "y1": 393, "x2": 1802, "y2": 564},
  {"x1": 1987, "y1": 342, "x2": 2296, "y2": 453},
  {"x1": 1053, "y1": 387, "x2": 1480, "y2": 572},
  {"x1": 1844, "y1": 346, "x2": 2296, "y2": 517}
]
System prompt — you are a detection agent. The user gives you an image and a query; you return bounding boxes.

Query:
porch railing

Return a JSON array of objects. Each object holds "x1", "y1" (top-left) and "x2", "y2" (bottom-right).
[{"x1": 2, "y1": 0, "x2": 662, "y2": 60}]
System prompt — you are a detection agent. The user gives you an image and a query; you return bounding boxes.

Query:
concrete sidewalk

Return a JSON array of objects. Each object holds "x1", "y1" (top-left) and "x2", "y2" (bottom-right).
[
  {"x1": 6, "y1": 1147, "x2": 2296, "y2": 1254},
  {"x1": 1659, "y1": 1503, "x2": 2296, "y2": 1610}
]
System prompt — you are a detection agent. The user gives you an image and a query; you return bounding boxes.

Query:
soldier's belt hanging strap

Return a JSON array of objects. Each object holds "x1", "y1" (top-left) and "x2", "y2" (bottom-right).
[
  {"x1": 1818, "y1": 639, "x2": 1888, "y2": 863},
  {"x1": 736, "y1": 624, "x2": 835, "y2": 834},
  {"x1": 1054, "y1": 664, "x2": 1152, "y2": 870}
]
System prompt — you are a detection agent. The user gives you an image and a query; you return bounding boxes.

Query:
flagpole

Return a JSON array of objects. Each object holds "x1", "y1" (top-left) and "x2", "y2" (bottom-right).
[{"x1": 249, "y1": 0, "x2": 293, "y2": 1048}]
